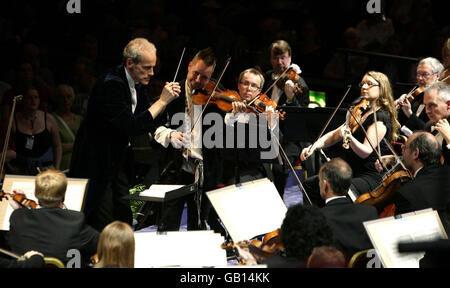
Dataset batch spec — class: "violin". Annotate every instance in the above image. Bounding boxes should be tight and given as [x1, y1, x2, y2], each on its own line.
[404, 86, 424, 104]
[193, 81, 242, 112]
[249, 94, 286, 120]
[343, 98, 371, 149]
[0, 190, 38, 209]
[355, 162, 412, 215]
[275, 67, 303, 95]
[221, 229, 284, 265]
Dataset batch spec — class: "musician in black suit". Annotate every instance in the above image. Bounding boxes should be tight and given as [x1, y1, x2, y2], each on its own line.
[154, 48, 223, 232]
[319, 158, 378, 258]
[7, 170, 99, 266]
[396, 57, 444, 132]
[69, 38, 180, 231]
[422, 82, 450, 165]
[263, 40, 310, 197]
[394, 132, 450, 218]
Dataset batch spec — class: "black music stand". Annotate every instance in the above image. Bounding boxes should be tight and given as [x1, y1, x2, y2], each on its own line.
[124, 183, 198, 231]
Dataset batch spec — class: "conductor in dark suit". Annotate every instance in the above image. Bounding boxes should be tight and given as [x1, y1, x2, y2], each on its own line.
[319, 158, 378, 258]
[7, 170, 99, 265]
[69, 38, 181, 231]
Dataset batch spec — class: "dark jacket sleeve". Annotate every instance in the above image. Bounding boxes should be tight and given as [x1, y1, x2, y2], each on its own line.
[404, 114, 426, 131]
[102, 80, 155, 137]
[0, 254, 45, 268]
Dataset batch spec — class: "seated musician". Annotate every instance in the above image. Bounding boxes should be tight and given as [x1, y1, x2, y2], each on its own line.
[222, 68, 276, 184]
[318, 158, 378, 258]
[6, 170, 99, 266]
[301, 71, 400, 204]
[396, 57, 444, 132]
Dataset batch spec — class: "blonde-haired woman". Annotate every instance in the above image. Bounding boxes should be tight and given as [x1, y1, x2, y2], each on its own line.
[301, 71, 400, 201]
[94, 221, 135, 268]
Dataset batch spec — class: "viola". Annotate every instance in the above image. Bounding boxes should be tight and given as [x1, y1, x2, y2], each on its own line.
[0, 190, 38, 209]
[275, 67, 303, 95]
[355, 162, 412, 213]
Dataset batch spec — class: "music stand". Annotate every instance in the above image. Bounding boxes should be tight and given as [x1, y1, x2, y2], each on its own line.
[124, 183, 198, 231]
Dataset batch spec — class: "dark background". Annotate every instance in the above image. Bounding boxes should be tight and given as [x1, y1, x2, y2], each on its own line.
[0, 0, 448, 108]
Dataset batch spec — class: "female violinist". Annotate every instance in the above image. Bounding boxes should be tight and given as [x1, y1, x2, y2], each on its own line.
[301, 71, 400, 202]
[222, 68, 277, 185]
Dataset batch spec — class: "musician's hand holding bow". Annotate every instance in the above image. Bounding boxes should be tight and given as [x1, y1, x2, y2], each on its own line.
[300, 145, 316, 162]
[375, 155, 396, 173]
[435, 118, 450, 143]
[231, 100, 247, 114]
[169, 131, 188, 149]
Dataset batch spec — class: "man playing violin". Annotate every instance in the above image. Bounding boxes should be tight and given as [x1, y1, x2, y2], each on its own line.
[155, 48, 224, 232]
[263, 40, 310, 197]
[222, 68, 277, 185]
[301, 71, 400, 204]
[396, 57, 444, 132]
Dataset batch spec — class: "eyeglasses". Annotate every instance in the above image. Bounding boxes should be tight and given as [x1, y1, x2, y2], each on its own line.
[416, 72, 436, 79]
[358, 82, 379, 88]
[240, 81, 261, 90]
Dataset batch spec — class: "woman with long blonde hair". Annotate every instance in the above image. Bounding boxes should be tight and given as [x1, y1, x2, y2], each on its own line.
[301, 71, 400, 202]
[94, 221, 135, 268]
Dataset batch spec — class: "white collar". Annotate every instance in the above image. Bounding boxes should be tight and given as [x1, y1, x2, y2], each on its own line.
[325, 196, 348, 205]
[125, 67, 136, 89]
[414, 166, 423, 178]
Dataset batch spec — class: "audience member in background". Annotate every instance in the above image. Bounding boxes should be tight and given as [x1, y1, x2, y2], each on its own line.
[52, 84, 83, 172]
[7, 170, 99, 265]
[11, 87, 61, 175]
[306, 246, 347, 268]
[94, 221, 135, 268]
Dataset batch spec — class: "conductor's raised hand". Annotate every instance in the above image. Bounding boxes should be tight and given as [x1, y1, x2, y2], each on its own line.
[160, 82, 181, 105]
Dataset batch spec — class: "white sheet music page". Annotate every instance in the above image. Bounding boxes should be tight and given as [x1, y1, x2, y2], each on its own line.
[139, 185, 184, 199]
[134, 231, 227, 268]
[206, 178, 288, 243]
[364, 209, 447, 268]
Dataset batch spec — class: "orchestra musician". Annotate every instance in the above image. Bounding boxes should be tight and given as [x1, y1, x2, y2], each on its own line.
[300, 71, 400, 205]
[263, 40, 310, 197]
[396, 57, 444, 132]
[222, 68, 277, 185]
[154, 48, 224, 232]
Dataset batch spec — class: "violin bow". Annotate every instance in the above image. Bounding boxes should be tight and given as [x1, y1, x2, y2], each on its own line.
[0, 95, 23, 180]
[307, 85, 352, 154]
[382, 138, 412, 178]
[347, 108, 388, 173]
[248, 66, 292, 107]
[172, 47, 186, 82]
[191, 57, 232, 133]
[269, 129, 313, 206]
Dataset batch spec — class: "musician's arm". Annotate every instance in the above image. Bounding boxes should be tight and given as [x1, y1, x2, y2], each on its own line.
[348, 121, 387, 159]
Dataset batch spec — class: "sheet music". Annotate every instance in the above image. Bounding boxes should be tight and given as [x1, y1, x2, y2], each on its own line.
[364, 209, 447, 268]
[207, 178, 287, 243]
[134, 231, 227, 267]
[139, 185, 184, 199]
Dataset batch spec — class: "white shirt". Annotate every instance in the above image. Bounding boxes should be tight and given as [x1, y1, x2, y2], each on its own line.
[125, 67, 137, 113]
